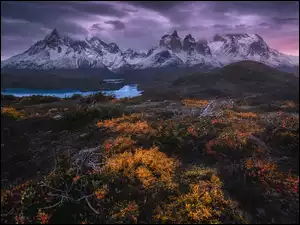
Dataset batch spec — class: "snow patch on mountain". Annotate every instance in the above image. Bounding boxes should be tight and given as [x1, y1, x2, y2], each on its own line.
[134, 47, 184, 69]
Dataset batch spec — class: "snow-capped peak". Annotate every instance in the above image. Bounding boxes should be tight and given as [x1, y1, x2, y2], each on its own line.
[171, 30, 180, 39]
[44, 28, 60, 41]
[1, 29, 298, 73]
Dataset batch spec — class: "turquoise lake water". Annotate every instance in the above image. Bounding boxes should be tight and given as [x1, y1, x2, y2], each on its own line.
[1, 85, 142, 99]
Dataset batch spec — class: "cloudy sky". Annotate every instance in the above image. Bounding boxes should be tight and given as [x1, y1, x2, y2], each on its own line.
[1, 1, 299, 60]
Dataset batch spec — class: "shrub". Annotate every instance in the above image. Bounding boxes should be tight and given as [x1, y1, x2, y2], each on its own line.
[97, 114, 154, 135]
[108, 201, 139, 224]
[82, 92, 116, 104]
[1, 107, 24, 120]
[1, 94, 18, 101]
[116, 96, 144, 105]
[103, 135, 136, 155]
[104, 146, 179, 190]
[54, 105, 124, 130]
[182, 99, 209, 108]
[69, 94, 82, 100]
[244, 157, 299, 195]
[19, 95, 60, 105]
[154, 174, 246, 224]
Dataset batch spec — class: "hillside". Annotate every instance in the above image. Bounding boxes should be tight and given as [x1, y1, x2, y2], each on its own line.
[170, 60, 299, 101]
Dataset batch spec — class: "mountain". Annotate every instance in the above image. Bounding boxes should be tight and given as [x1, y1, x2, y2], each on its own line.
[1, 29, 298, 73]
[208, 33, 296, 68]
[172, 60, 299, 101]
[2, 29, 108, 71]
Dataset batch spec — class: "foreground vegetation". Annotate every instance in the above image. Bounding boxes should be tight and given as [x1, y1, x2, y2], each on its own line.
[1, 95, 299, 224]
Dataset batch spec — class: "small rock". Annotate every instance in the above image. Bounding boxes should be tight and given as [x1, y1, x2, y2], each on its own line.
[48, 108, 58, 113]
[256, 208, 265, 216]
[53, 114, 63, 120]
[79, 133, 88, 138]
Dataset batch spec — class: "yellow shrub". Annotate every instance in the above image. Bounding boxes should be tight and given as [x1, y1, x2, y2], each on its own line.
[94, 187, 108, 199]
[235, 112, 258, 119]
[104, 146, 179, 189]
[182, 99, 209, 108]
[154, 174, 245, 224]
[1, 107, 24, 119]
[97, 114, 154, 135]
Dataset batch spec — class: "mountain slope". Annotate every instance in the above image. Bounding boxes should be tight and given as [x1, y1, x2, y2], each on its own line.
[2, 29, 109, 71]
[172, 60, 299, 100]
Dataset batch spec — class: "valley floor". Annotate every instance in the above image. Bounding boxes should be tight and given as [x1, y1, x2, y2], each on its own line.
[1, 94, 299, 224]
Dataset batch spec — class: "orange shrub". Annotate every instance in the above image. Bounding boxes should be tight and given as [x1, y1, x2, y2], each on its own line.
[1, 107, 24, 119]
[97, 115, 154, 135]
[102, 135, 136, 154]
[109, 201, 139, 224]
[104, 146, 179, 189]
[182, 99, 209, 108]
[235, 112, 258, 119]
[244, 158, 299, 195]
[154, 174, 245, 224]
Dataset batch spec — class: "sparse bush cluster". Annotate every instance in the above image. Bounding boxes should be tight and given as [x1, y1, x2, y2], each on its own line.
[19, 95, 60, 105]
[80, 92, 115, 104]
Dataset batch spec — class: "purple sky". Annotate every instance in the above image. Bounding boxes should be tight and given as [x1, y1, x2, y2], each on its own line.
[1, 1, 299, 60]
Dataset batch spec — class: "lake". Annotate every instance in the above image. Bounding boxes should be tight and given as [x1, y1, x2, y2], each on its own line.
[1, 85, 142, 99]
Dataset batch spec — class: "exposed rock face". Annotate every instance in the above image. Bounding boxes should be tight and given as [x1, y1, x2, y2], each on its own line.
[159, 30, 182, 52]
[183, 34, 196, 51]
[195, 41, 211, 56]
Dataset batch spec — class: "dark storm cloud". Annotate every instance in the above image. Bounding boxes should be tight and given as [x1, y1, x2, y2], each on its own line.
[235, 24, 247, 29]
[213, 24, 231, 29]
[1, 1, 299, 59]
[69, 2, 130, 17]
[272, 17, 299, 24]
[127, 1, 184, 12]
[90, 24, 106, 31]
[104, 20, 126, 30]
[212, 1, 298, 15]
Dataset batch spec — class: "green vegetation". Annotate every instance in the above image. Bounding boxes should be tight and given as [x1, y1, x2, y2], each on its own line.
[19, 95, 61, 105]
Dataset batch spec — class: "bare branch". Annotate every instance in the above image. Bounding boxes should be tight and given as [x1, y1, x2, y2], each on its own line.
[85, 197, 100, 214]
[75, 194, 95, 202]
[40, 182, 64, 193]
[40, 200, 62, 210]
